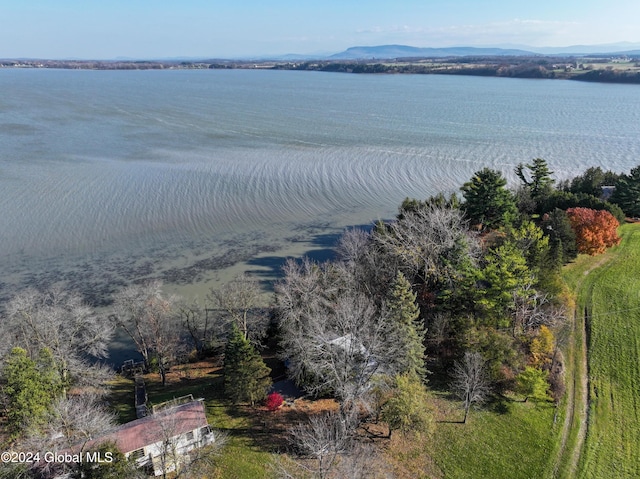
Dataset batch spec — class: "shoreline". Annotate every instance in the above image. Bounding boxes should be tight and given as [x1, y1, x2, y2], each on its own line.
[2, 57, 640, 84]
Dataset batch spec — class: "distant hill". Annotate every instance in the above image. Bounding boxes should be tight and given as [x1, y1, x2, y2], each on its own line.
[330, 45, 535, 60]
[526, 42, 640, 55]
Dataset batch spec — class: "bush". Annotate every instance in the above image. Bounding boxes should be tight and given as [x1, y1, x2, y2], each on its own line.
[265, 392, 284, 411]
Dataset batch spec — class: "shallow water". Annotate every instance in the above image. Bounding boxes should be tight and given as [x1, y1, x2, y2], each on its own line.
[1, 69, 639, 306]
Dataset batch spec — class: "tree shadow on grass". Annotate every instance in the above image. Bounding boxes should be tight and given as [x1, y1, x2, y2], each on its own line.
[490, 398, 512, 415]
[218, 401, 317, 453]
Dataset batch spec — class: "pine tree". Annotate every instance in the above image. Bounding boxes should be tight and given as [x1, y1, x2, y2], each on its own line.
[475, 242, 531, 327]
[541, 208, 578, 265]
[461, 168, 518, 230]
[2, 347, 61, 435]
[388, 271, 426, 379]
[611, 165, 640, 217]
[515, 158, 555, 201]
[224, 324, 272, 405]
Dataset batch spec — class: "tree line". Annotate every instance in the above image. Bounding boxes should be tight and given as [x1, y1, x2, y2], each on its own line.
[2, 159, 639, 477]
[272, 59, 640, 84]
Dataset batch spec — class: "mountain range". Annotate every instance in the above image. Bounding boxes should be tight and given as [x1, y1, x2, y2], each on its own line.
[272, 43, 640, 61]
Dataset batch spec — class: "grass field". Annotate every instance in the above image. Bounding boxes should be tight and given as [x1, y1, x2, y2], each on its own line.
[562, 223, 640, 478]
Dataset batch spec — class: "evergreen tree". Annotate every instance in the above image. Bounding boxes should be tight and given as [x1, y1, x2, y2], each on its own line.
[541, 208, 578, 265]
[224, 324, 272, 406]
[2, 347, 61, 436]
[610, 165, 640, 217]
[508, 220, 550, 273]
[461, 168, 518, 230]
[398, 193, 460, 219]
[540, 189, 625, 222]
[515, 158, 555, 212]
[387, 272, 427, 379]
[568, 166, 620, 197]
[475, 242, 531, 327]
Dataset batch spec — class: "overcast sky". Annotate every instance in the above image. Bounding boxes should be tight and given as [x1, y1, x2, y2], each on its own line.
[2, 0, 639, 59]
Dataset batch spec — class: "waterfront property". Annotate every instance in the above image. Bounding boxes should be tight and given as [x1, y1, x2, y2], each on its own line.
[95, 399, 215, 476]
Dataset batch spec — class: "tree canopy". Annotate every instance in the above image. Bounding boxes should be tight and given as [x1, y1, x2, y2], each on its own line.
[224, 323, 272, 406]
[566, 207, 621, 255]
[610, 165, 640, 217]
[515, 158, 555, 209]
[381, 374, 433, 438]
[1, 347, 61, 436]
[461, 167, 518, 230]
[387, 271, 426, 379]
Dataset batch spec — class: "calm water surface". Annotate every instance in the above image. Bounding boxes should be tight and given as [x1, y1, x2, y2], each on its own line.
[1, 69, 639, 303]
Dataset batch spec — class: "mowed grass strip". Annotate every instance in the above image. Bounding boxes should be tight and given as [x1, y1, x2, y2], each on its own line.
[564, 223, 640, 478]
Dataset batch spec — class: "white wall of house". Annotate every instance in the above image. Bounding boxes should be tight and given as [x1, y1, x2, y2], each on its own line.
[127, 426, 216, 476]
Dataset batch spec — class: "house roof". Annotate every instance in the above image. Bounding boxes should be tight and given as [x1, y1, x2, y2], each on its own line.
[99, 400, 209, 453]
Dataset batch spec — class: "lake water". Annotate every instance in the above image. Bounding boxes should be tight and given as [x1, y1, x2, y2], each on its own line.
[1, 69, 639, 305]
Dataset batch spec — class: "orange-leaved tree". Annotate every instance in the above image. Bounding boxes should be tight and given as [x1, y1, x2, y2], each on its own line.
[566, 207, 621, 255]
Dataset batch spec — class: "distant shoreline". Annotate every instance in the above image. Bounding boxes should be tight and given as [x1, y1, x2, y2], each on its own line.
[2, 56, 640, 84]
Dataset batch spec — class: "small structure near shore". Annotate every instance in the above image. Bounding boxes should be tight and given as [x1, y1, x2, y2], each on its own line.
[121, 359, 146, 377]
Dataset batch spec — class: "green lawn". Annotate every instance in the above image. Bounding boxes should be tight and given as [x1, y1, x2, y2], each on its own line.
[563, 224, 640, 478]
[429, 395, 560, 479]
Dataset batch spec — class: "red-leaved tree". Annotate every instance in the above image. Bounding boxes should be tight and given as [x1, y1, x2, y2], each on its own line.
[566, 207, 621, 255]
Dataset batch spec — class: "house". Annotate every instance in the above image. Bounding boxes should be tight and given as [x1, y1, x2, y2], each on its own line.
[94, 399, 216, 476]
[327, 333, 379, 376]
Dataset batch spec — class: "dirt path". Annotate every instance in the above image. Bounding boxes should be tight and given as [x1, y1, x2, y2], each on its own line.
[552, 256, 610, 478]
[551, 306, 587, 478]
[566, 307, 589, 477]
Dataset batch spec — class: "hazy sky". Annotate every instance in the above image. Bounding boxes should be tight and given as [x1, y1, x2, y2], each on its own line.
[2, 0, 639, 59]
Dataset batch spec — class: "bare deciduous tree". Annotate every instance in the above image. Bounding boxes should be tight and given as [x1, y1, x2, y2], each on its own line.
[20, 394, 117, 478]
[512, 281, 566, 335]
[112, 281, 187, 386]
[278, 411, 388, 479]
[2, 288, 114, 396]
[175, 298, 211, 356]
[450, 351, 491, 424]
[287, 410, 355, 479]
[373, 205, 480, 289]
[427, 312, 453, 351]
[332, 441, 389, 479]
[335, 227, 396, 301]
[278, 263, 401, 407]
[207, 273, 269, 345]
